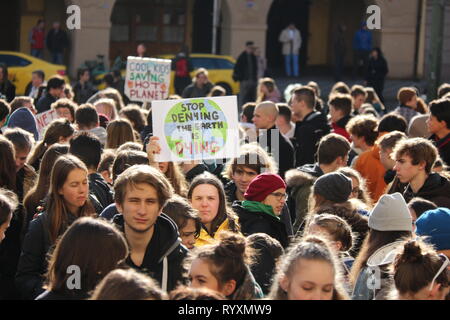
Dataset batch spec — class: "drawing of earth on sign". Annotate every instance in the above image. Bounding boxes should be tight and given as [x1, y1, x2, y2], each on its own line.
[165, 99, 228, 160]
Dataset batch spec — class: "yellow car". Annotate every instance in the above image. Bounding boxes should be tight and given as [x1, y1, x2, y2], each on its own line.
[95, 53, 240, 96]
[0, 51, 69, 95]
[159, 53, 240, 95]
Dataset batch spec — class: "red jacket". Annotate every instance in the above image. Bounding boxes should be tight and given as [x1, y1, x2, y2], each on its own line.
[31, 28, 45, 49]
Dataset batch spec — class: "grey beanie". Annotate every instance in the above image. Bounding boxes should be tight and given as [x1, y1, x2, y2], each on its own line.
[313, 172, 352, 203]
[368, 193, 412, 232]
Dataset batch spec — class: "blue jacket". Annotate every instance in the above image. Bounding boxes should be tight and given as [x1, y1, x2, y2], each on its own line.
[353, 29, 372, 51]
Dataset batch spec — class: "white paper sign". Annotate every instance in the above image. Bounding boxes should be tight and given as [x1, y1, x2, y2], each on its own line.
[152, 96, 240, 162]
[35, 109, 61, 137]
[124, 56, 171, 102]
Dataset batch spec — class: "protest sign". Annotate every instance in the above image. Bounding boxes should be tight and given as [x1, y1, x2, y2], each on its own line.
[152, 96, 240, 162]
[124, 56, 171, 102]
[35, 109, 61, 139]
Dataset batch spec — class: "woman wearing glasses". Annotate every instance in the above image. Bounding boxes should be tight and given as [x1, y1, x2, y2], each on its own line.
[232, 173, 289, 248]
[389, 239, 449, 300]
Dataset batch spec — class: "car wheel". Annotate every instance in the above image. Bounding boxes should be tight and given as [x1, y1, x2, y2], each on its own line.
[216, 82, 232, 95]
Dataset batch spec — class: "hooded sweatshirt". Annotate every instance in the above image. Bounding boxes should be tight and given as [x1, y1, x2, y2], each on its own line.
[112, 213, 188, 292]
[402, 173, 450, 209]
[8, 107, 39, 141]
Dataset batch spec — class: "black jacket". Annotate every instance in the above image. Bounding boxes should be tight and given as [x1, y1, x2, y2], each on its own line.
[366, 56, 388, 82]
[185, 164, 209, 183]
[0, 80, 16, 102]
[46, 29, 69, 53]
[431, 133, 450, 167]
[233, 51, 257, 82]
[403, 173, 450, 209]
[112, 213, 188, 292]
[73, 81, 97, 105]
[89, 173, 114, 211]
[36, 93, 57, 114]
[294, 111, 331, 167]
[251, 125, 295, 178]
[232, 201, 289, 248]
[15, 211, 78, 300]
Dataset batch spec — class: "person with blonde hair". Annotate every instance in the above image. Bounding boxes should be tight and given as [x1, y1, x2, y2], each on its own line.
[256, 77, 281, 104]
[182, 68, 214, 98]
[94, 98, 118, 122]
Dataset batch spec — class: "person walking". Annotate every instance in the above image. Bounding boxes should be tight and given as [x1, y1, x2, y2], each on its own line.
[366, 48, 388, 103]
[279, 23, 302, 78]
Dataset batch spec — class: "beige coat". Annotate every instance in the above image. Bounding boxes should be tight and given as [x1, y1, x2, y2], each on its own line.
[279, 27, 302, 55]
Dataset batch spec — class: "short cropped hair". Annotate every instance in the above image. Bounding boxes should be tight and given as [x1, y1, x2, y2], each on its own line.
[317, 133, 351, 165]
[377, 131, 407, 151]
[328, 93, 352, 116]
[75, 104, 99, 129]
[47, 75, 66, 90]
[350, 85, 367, 98]
[292, 86, 316, 110]
[69, 132, 102, 170]
[393, 138, 438, 174]
[378, 113, 407, 133]
[114, 165, 174, 210]
[397, 87, 417, 105]
[276, 104, 292, 122]
[429, 98, 450, 129]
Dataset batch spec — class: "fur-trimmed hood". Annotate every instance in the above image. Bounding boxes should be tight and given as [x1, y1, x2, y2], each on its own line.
[285, 164, 323, 190]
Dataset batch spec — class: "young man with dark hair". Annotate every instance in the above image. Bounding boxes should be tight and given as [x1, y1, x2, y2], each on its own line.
[275, 104, 295, 140]
[75, 104, 107, 145]
[393, 138, 450, 208]
[291, 86, 330, 166]
[36, 75, 65, 114]
[427, 98, 450, 165]
[73, 68, 97, 105]
[346, 115, 386, 201]
[112, 164, 187, 292]
[69, 132, 113, 212]
[285, 133, 350, 231]
[329, 93, 353, 141]
[350, 85, 367, 115]
[378, 112, 407, 134]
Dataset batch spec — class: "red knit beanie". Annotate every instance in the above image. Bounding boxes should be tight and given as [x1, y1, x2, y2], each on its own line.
[244, 173, 287, 202]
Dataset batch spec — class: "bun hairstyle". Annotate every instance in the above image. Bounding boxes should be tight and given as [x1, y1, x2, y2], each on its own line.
[308, 214, 354, 252]
[187, 231, 254, 295]
[268, 235, 349, 300]
[393, 239, 449, 296]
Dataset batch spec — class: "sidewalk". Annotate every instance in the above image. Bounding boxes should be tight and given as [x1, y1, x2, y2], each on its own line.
[273, 75, 427, 112]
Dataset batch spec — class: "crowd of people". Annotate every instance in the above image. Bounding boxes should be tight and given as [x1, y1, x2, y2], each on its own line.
[0, 47, 450, 301]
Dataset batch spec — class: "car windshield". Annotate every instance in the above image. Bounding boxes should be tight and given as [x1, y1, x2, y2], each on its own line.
[0, 54, 31, 67]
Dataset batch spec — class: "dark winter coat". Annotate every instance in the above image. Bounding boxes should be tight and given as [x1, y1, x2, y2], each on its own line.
[15, 211, 78, 300]
[233, 51, 257, 82]
[88, 173, 114, 211]
[402, 173, 450, 209]
[36, 93, 57, 114]
[232, 201, 289, 248]
[431, 133, 450, 167]
[293, 111, 331, 167]
[112, 213, 188, 292]
[285, 163, 324, 232]
[46, 29, 69, 53]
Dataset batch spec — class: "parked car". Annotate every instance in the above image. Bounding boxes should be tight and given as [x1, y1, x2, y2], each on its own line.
[0, 51, 69, 95]
[96, 53, 240, 96]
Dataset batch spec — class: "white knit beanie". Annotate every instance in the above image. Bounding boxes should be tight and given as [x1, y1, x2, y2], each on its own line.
[368, 193, 413, 232]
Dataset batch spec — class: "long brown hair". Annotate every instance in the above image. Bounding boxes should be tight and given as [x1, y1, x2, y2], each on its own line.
[23, 144, 69, 217]
[27, 118, 74, 168]
[164, 162, 188, 197]
[188, 172, 240, 237]
[46, 217, 128, 297]
[349, 229, 412, 286]
[0, 136, 16, 192]
[268, 235, 349, 300]
[105, 119, 136, 149]
[45, 154, 96, 244]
